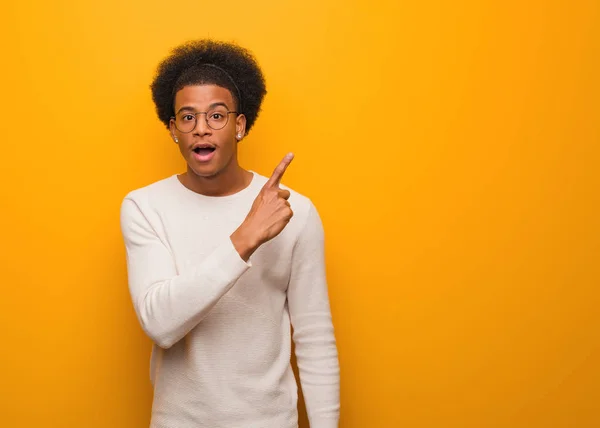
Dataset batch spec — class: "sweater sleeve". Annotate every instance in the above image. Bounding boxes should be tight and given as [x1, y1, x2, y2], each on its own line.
[120, 196, 251, 349]
[287, 202, 340, 428]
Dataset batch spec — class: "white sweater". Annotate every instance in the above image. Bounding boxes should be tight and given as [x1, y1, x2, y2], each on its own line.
[120, 171, 340, 428]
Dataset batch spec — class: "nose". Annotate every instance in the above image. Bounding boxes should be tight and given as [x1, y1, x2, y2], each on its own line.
[193, 113, 212, 136]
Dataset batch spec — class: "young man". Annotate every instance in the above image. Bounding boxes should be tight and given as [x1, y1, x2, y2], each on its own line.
[120, 40, 340, 428]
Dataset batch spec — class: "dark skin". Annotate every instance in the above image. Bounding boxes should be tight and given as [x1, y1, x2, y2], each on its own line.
[170, 84, 251, 197]
[169, 84, 295, 261]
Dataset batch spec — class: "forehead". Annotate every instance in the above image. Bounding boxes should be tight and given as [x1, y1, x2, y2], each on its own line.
[174, 84, 235, 110]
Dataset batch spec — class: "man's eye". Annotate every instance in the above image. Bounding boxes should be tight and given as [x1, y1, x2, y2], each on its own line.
[182, 114, 194, 121]
[211, 113, 223, 120]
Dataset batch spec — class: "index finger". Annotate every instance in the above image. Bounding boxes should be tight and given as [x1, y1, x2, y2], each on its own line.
[265, 152, 294, 188]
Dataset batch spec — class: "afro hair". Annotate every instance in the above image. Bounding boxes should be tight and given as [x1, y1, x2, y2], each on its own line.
[150, 39, 267, 135]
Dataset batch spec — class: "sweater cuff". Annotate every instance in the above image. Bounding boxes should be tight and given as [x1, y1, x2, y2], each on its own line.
[212, 237, 252, 278]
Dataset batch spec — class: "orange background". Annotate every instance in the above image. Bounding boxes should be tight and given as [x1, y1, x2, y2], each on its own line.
[1, 1, 599, 427]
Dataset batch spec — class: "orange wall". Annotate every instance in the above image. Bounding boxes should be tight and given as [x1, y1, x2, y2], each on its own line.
[1, 1, 599, 427]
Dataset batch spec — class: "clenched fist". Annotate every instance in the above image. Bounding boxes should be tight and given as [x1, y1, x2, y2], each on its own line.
[231, 153, 295, 261]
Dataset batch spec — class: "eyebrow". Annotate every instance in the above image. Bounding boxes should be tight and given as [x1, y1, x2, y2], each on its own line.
[175, 102, 230, 115]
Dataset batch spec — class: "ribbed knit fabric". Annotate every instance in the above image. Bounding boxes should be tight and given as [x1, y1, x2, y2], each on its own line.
[120, 171, 340, 428]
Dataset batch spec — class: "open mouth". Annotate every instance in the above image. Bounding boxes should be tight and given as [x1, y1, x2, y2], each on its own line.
[193, 147, 216, 155]
[191, 145, 217, 162]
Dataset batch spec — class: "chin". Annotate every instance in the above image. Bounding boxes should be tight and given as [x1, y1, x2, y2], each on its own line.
[188, 165, 219, 178]
[188, 153, 235, 178]
[187, 157, 231, 179]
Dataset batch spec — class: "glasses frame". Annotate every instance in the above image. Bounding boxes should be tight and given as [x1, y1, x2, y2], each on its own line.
[170, 110, 239, 133]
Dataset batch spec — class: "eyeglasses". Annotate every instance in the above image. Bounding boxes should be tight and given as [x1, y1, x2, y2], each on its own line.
[171, 108, 238, 133]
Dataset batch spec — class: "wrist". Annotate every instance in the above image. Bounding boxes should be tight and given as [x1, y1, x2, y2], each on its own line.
[230, 226, 260, 262]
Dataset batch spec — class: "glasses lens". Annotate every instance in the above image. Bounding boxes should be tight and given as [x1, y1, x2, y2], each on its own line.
[207, 108, 229, 130]
[175, 113, 197, 133]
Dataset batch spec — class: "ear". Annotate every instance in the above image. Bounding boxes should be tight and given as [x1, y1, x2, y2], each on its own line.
[235, 114, 247, 141]
[169, 118, 178, 143]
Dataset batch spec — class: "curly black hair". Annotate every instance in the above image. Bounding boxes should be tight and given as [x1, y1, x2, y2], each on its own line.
[150, 39, 267, 135]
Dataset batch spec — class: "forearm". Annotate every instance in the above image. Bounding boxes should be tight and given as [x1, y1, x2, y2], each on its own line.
[129, 237, 250, 349]
[121, 195, 267, 349]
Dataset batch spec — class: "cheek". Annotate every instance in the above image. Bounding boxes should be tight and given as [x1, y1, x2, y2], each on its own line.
[177, 142, 188, 156]
[218, 130, 237, 149]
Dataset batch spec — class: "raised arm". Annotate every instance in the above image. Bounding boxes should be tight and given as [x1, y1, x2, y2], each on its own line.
[121, 153, 297, 349]
[120, 197, 251, 349]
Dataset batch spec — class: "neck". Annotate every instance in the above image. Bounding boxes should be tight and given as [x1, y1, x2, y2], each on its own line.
[180, 161, 253, 197]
